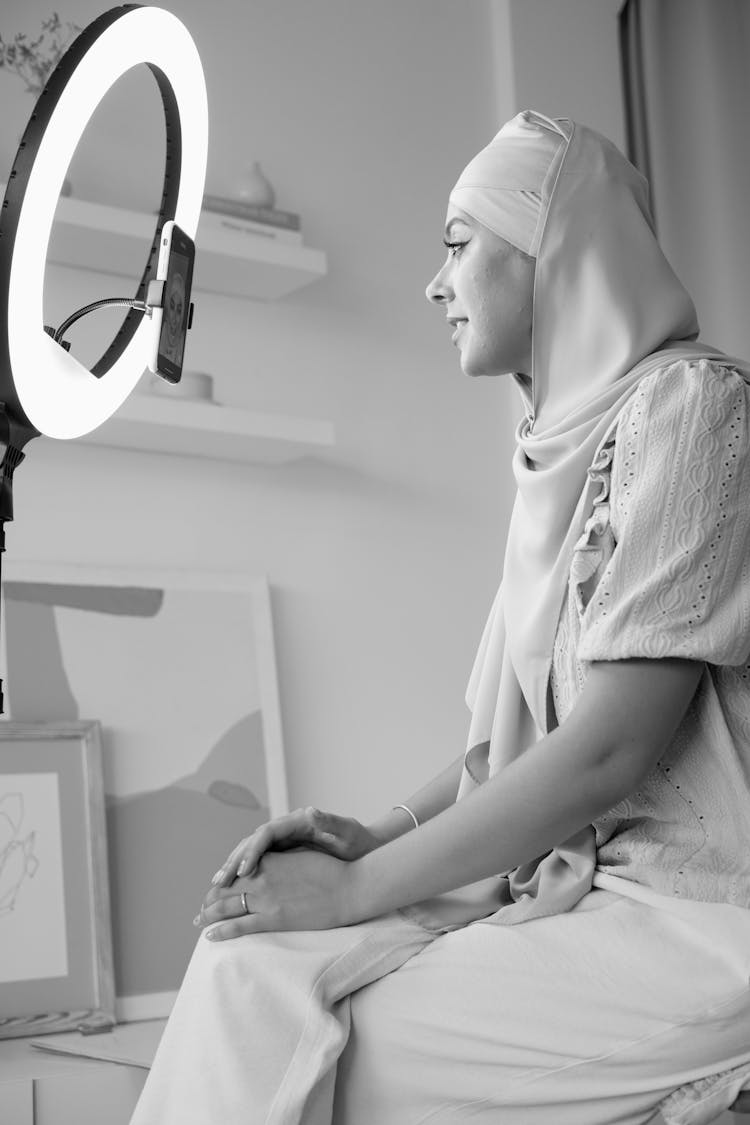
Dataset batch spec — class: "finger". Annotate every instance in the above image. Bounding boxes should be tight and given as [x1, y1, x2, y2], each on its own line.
[234, 822, 278, 877]
[204, 914, 268, 942]
[304, 807, 335, 837]
[197, 890, 249, 928]
[200, 874, 258, 916]
[212, 809, 330, 887]
[301, 812, 351, 856]
[234, 809, 317, 877]
[211, 835, 254, 886]
[212, 816, 295, 885]
[213, 820, 280, 885]
[274, 807, 340, 856]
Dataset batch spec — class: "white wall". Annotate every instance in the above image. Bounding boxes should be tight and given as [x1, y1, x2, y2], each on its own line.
[0, 0, 522, 820]
[640, 0, 750, 361]
[507, 0, 625, 148]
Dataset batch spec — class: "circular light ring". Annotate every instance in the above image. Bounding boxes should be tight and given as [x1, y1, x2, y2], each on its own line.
[0, 4, 208, 439]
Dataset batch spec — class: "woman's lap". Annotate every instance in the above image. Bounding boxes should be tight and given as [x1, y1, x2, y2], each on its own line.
[131, 887, 750, 1125]
[333, 889, 750, 1124]
[130, 909, 440, 1125]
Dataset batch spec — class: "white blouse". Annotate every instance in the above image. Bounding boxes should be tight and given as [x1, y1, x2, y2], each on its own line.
[550, 358, 750, 906]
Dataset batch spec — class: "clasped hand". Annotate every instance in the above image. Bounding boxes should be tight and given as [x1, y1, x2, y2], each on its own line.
[194, 807, 381, 941]
[196, 847, 355, 941]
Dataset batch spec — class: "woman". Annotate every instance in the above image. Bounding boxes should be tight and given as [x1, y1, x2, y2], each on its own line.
[130, 112, 750, 1125]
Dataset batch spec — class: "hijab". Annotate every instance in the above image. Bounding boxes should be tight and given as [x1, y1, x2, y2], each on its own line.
[431, 111, 750, 927]
[448, 110, 562, 255]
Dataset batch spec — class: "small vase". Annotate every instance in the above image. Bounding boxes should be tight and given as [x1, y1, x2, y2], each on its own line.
[236, 160, 276, 208]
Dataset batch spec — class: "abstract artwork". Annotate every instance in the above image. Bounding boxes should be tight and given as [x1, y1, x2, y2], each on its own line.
[1, 563, 288, 1019]
[0, 720, 115, 1039]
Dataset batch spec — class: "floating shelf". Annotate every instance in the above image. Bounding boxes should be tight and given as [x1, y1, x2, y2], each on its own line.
[0, 185, 327, 300]
[1, 185, 334, 461]
[73, 392, 336, 465]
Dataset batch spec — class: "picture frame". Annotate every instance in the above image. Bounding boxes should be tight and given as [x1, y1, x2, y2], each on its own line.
[1, 562, 289, 1021]
[0, 719, 116, 1039]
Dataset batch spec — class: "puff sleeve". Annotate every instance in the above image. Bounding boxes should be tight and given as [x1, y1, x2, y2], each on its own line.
[576, 360, 750, 666]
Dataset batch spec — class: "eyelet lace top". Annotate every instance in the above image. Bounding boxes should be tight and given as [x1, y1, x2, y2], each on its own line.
[550, 359, 750, 905]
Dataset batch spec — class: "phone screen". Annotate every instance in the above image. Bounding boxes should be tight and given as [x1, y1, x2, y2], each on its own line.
[156, 225, 195, 382]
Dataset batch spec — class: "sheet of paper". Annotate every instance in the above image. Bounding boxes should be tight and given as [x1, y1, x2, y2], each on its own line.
[29, 1018, 167, 1069]
[0, 773, 68, 984]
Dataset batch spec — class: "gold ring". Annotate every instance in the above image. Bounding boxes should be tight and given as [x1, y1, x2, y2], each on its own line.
[241, 891, 250, 915]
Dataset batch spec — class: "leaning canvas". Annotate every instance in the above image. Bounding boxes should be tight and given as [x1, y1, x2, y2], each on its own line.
[1, 562, 288, 1020]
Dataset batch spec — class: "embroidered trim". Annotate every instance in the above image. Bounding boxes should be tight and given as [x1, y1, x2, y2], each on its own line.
[550, 438, 617, 725]
[570, 438, 616, 619]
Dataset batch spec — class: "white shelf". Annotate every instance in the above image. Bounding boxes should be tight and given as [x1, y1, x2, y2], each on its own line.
[73, 393, 335, 465]
[1, 186, 334, 461]
[1, 187, 327, 300]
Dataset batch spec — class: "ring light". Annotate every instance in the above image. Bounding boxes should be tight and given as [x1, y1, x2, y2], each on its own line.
[0, 3, 208, 439]
[0, 5, 208, 712]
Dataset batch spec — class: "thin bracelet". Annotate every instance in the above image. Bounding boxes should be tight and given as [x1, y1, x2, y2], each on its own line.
[392, 803, 419, 830]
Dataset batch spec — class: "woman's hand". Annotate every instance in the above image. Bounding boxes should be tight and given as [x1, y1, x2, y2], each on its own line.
[196, 848, 357, 940]
[210, 807, 382, 887]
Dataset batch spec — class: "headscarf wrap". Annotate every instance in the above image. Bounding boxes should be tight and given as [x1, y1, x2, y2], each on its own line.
[410, 111, 750, 931]
[448, 110, 561, 256]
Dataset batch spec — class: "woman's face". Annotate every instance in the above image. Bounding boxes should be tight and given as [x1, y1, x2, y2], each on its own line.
[166, 272, 186, 347]
[425, 206, 535, 380]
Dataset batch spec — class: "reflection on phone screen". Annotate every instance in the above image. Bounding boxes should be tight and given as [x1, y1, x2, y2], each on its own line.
[160, 253, 189, 367]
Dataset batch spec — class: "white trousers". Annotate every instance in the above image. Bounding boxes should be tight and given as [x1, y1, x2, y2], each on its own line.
[129, 880, 750, 1125]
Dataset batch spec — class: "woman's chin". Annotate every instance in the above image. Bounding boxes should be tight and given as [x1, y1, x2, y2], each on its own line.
[459, 353, 508, 379]
[458, 348, 483, 378]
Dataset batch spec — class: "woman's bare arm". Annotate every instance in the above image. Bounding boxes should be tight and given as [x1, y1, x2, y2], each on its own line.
[365, 753, 466, 844]
[346, 657, 703, 922]
[200, 657, 704, 937]
[210, 752, 466, 887]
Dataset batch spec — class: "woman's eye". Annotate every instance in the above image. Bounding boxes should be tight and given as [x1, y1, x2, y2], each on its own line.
[443, 240, 466, 258]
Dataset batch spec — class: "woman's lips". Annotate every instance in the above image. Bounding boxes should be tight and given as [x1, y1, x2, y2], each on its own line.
[451, 319, 467, 344]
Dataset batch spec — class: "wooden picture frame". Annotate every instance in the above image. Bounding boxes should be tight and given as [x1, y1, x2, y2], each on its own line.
[0, 720, 115, 1039]
[1, 562, 288, 1021]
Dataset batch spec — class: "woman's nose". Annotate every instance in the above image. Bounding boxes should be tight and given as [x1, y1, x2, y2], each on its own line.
[425, 264, 452, 305]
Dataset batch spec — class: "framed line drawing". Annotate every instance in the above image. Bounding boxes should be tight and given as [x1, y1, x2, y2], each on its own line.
[1, 563, 288, 1021]
[0, 720, 116, 1039]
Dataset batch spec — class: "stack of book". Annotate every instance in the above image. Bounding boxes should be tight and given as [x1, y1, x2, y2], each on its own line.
[201, 193, 302, 245]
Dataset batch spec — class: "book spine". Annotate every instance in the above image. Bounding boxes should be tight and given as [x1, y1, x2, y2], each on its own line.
[209, 216, 302, 244]
[202, 195, 301, 230]
[199, 210, 301, 242]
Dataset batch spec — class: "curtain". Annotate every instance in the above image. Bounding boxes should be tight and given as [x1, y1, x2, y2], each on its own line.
[619, 0, 750, 360]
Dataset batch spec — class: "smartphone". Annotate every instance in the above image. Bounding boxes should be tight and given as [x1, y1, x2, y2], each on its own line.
[151, 221, 195, 384]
